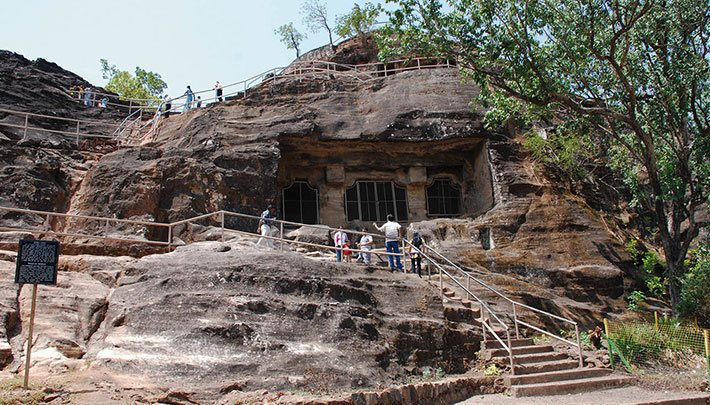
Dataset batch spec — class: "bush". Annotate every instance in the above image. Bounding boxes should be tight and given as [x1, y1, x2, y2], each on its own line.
[627, 290, 647, 312]
[678, 245, 710, 327]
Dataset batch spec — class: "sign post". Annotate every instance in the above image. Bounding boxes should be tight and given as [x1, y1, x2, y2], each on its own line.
[14, 239, 59, 389]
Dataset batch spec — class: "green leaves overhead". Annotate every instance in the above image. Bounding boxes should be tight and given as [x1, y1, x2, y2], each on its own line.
[380, 0, 709, 310]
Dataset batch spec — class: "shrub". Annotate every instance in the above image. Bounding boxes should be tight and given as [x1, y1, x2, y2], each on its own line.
[678, 245, 710, 327]
[627, 290, 647, 312]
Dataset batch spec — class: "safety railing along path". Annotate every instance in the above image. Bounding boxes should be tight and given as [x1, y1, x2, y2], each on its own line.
[0, 107, 123, 147]
[0, 204, 586, 375]
[419, 242, 585, 370]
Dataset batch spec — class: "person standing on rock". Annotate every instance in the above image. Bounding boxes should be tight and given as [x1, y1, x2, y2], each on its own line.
[374, 214, 404, 272]
[214, 81, 223, 102]
[256, 204, 278, 249]
[184, 86, 195, 111]
[407, 231, 424, 277]
[332, 226, 349, 263]
[83, 87, 93, 106]
[357, 227, 374, 265]
[163, 95, 172, 118]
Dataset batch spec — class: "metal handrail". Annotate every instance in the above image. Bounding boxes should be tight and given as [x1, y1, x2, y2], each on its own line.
[402, 239, 515, 373]
[0, 206, 405, 258]
[423, 242, 584, 367]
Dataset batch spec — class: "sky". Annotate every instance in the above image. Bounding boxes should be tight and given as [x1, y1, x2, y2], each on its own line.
[1, 0, 393, 98]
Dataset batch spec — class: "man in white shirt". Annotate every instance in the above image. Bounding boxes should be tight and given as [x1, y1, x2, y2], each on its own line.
[332, 226, 349, 262]
[357, 227, 374, 265]
[374, 214, 404, 271]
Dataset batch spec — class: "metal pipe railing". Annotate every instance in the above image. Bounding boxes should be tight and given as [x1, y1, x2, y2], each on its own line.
[402, 238, 515, 373]
[423, 242, 584, 368]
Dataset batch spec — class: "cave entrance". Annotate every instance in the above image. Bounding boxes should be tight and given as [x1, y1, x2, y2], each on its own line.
[281, 181, 319, 224]
[276, 137, 494, 227]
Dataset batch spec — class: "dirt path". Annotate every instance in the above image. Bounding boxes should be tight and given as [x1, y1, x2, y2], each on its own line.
[457, 386, 710, 404]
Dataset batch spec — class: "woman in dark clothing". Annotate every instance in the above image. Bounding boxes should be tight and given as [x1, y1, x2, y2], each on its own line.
[409, 231, 424, 277]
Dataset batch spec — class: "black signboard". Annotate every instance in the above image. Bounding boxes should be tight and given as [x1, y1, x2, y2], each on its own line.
[15, 240, 59, 285]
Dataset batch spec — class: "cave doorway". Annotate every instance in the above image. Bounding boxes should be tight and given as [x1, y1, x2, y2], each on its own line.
[426, 178, 462, 217]
[345, 181, 408, 222]
[281, 181, 319, 224]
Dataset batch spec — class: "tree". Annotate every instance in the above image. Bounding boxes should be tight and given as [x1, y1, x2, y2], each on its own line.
[100, 59, 167, 100]
[336, 2, 383, 39]
[380, 0, 709, 310]
[275, 23, 306, 58]
[302, 0, 335, 49]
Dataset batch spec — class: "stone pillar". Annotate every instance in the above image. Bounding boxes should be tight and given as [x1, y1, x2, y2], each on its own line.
[407, 166, 428, 222]
[321, 165, 345, 226]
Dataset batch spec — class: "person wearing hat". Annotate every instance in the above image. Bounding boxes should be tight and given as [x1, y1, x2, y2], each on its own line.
[256, 204, 278, 248]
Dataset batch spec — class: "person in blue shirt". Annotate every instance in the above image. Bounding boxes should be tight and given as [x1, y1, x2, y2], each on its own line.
[184, 86, 195, 111]
[256, 204, 278, 248]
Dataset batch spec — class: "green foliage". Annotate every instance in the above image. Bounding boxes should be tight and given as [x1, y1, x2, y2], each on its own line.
[99, 59, 166, 100]
[678, 244, 710, 327]
[380, 0, 710, 310]
[483, 364, 501, 376]
[627, 290, 647, 312]
[521, 122, 596, 181]
[421, 366, 445, 380]
[626, 240, 641, 262]
[301, 0, 334, 47]
[336, 2, 382, 38]
[275, 23, 306, 57]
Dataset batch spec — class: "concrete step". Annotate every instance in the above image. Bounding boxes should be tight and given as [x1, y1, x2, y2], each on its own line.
[510, 375, 635, 397]
[505, 367, 612, 386]
[513, 359, 579, 375]
[497, 351, 569, 365]
[482, 338, 534, 350]
[485, 344, 554, 359]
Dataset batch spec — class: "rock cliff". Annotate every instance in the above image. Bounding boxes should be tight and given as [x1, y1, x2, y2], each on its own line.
[0, 39, 640, 401]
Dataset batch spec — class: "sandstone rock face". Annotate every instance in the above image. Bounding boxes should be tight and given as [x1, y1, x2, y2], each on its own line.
[83, 242, 476, 394]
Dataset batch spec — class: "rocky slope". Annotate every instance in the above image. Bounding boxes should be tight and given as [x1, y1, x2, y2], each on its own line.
[0, 38, 644, 402]
[0, 240, 479, 403]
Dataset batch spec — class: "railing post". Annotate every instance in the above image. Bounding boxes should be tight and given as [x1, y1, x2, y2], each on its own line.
[104, 219, 109, 236]
[481, 307, 487, 343]
[129, 100, 133, 115]
[513, 303, 520, 339]
[220, 211, 225, 243]
[75, 120, 80, 147]
[575, 323, 584, 368]
[466, 274, 470, 291]
[280, 221, 284, 251]
[23, 113, 29, 138]
[439, 268, 443, 299]
[417, 58, 421, 70]
[507, 329, 515, 375]
[167, 225, 172, 250]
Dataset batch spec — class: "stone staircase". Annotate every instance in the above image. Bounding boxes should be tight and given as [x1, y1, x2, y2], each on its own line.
[428, 274, 635, 398]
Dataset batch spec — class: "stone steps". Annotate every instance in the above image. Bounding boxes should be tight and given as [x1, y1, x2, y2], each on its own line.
[513, 359, 580, 375]
[505, 367, 612, 386]
[484, 344, 554, 359]
[482, 338, 534, 349]
[510, 374, 635, 397]
[495, 351, 569, 365]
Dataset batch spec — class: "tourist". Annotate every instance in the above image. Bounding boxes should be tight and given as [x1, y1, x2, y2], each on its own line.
[83, 87, 93, 106]
[215, 81, 223, 102]
[332, 226, 349, 262]
[184, 86, 195, 111]
[163, 95, 172, 118]
[343, 241, 353, 263]
[196, 96, 202, 108]
[256, 204, 278, 249]
[357, 227, 374, 265]
[408, 231, 424, 277]
[99, 97, 108, 108]
[374, 214, 404, 272]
